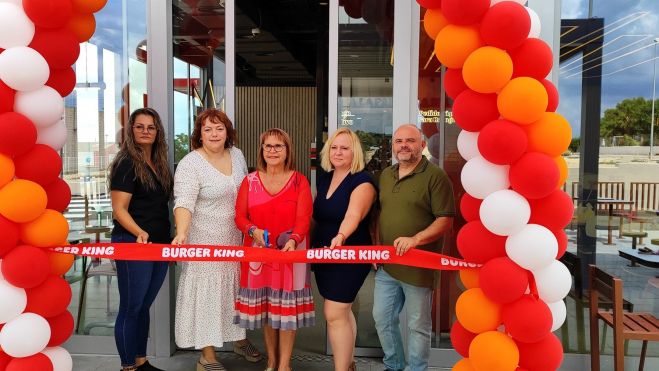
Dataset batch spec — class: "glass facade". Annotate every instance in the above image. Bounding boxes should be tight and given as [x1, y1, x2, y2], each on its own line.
[56, 0, 658, 366]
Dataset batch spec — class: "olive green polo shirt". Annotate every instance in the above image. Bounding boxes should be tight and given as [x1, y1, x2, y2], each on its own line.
[379, 156, 455, 288]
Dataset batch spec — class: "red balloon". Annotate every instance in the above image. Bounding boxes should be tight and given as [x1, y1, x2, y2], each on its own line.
[452, 90, 499, 132]
[478, 119, 528, 165]
[29, 28, 80, 69]
[441, 0, 489, 25]
[0, 350, 12, 370]
[457, 220, 507, 264]
[503, 295, 553, 344]
[23, 0, 74, 29]
[510, 152, 560, 199]
[0, 245, 50, 289]
[43, 178, 72, 212]
[6, 353, 53, 371]
[47, 66, 77, 97]
[0, 215, 19, 257]
[450, 320, 477, 357]
[480, 2, 531, 50]
[25, 275, 72, 318]
[460, 193, 482, 222]
[554, 229, 568, 259]
[0, 80, 15, 114]
[517, 333, 564, 371]
[511, 38, 554, 79]
[47, 310, 75, 347]
[0, 112, 37, 157]
[343, 0, 363, 19]
[528, 190, 574, 230]
[480, 257, 529, 304]
[14, 144, 63, 186]
[444, 68, 469, 99]
[540, 78, 559, 112]
[417, 0, 443, 9]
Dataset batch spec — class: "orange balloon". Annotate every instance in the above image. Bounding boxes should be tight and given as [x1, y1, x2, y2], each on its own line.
[71, 0, 108, 14]
[47, 251, 75, 276]
[424, 8, 450, 40]
[554, 156, 568, 189]
[67, 12, 96, 42]
[469, 331, 519, 371]
[525, 112, 572, 157]
[0, 153, 14, 188]
[463, 46, 513, 94]
[435, 25, 483, 69]
[0, 179, 47, 223]
[455, 288, 501, 334]
[20, 209, 69, 247]
[497, 77, 548, 125]
[459, 268, 480, 289]
[453, 358, 476, 371]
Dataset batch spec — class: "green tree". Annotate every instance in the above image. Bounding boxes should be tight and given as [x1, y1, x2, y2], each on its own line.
[174, 133, 190, 163]
[600, 97, 656, 138]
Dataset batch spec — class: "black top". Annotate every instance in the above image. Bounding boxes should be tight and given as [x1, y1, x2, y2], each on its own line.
[110, 157, 171, 243]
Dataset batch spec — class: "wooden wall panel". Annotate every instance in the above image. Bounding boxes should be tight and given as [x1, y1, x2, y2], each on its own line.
[235, 86, 316, 178]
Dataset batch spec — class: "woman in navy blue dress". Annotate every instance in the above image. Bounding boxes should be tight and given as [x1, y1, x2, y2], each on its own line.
[312, 127, 376, 371]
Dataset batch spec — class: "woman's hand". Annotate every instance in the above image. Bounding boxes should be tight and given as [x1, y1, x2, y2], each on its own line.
[136, 230, 149, 244]
[252, 228, 268, 248]
[329, 234, 345, 249]
[171, 233, 187, 245]
[281, 239, 296, 252]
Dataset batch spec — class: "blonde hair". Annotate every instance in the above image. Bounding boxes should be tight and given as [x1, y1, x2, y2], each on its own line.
[320, 127, 365, 173]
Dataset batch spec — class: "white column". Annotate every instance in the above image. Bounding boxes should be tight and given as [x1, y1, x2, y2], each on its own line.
[328, 0, 339, 135]
[527, 0, 562, 86]
[393, 0, 420, 131]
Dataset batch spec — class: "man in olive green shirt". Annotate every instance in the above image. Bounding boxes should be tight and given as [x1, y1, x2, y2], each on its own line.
[373, 124, 455, 371]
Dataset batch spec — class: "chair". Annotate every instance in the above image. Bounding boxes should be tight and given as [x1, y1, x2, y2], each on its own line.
[75, 259, 117, 334]
[589, 265, 659, 371]
[83, 195, 111, 243]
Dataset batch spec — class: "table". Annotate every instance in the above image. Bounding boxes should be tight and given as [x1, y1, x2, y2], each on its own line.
[595, 198, 634, 245]
[618, 248, 659, 268]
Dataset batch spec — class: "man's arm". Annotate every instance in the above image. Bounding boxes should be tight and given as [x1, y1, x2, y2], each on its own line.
[393, 216, 453, 256]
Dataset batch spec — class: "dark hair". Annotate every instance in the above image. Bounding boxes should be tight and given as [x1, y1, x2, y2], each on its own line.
[190, 109, 237, 150]
[108, 108, 173, 195]
[257, 128, 295, 171]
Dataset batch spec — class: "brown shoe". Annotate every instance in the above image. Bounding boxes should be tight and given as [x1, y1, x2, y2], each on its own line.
[233, 340, 263, 362]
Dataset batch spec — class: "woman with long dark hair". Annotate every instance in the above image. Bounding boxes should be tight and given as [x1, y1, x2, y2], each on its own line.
[109, 107, 173, 371]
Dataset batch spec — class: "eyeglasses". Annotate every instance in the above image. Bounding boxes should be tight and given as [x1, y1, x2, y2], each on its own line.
[262, 144, 286, 152]
[133, 124, 157, 133]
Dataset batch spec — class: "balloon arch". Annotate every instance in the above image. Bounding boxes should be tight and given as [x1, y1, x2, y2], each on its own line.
[0, 0, 572, 370]
[0, 0, 107, 370]
[419, 0, 571, 370]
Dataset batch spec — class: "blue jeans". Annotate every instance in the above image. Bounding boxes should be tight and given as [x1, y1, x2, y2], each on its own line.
[112, 231, 168, 367]
[373, 269, 433, 371]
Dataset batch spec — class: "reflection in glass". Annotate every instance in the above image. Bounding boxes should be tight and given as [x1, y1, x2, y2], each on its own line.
[338, 1, 394, 349]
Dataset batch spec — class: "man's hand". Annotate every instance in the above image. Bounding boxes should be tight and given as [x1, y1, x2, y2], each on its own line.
[393, 236, 419, 256]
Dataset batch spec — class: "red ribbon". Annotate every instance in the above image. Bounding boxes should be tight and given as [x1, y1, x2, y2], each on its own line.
[50, 243, 479, 271]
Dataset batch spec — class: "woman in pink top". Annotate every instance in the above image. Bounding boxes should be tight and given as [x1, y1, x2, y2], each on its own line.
[234, 128, 314, 371]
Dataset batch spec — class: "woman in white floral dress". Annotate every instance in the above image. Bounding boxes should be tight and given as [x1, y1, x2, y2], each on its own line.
[172, 109, 261, 371]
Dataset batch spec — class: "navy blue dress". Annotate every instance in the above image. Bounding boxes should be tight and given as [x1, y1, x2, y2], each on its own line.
[312, 171, 375, 303]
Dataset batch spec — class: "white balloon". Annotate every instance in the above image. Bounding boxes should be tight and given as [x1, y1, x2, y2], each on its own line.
[0, 0, 23, 5]
[534, 260, 572, 303]
[428, 133, 440, 159]
[42, 347, 74, 371]
[0, 3, 35, 49]
[457, 130, 480, 161]
[480, 190, 530, 236]
[506, 224, 558, 271]
[37, 120, 68, 151]
[14, 86, 64, 128]
[0, 312, 51, 357]
[547, 300, 567, 332]
[526, 7, 541, 38]
[491, 0, 527, 5]
[0, 47, 49, 92]
[461, 156, 509, 199]
[0, 280, 27, 324]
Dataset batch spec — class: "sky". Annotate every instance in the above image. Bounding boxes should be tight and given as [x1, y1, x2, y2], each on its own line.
[557, 0, 659, 138]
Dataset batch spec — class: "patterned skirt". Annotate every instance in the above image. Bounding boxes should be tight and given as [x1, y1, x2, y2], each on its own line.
[234, 261, 315, 330]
